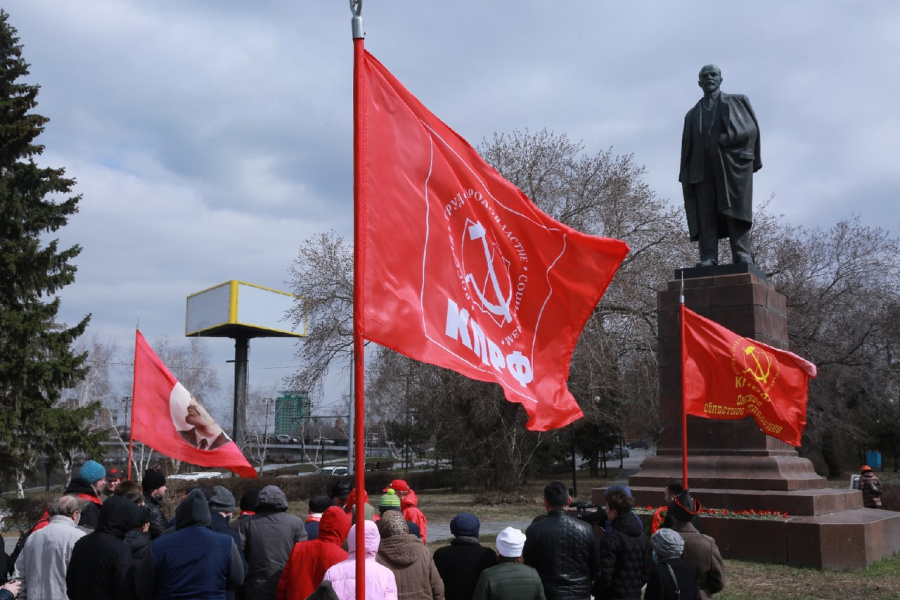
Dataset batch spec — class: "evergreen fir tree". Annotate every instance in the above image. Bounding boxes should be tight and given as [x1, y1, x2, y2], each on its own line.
[0, 9, 95, 487]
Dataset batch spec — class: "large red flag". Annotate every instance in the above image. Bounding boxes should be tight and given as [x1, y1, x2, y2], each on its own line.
[360, 51, 630, 431]
[681, 305, 817, 446]
[132, 331, 257, 478]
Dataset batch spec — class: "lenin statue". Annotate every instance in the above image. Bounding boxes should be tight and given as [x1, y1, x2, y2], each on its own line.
[679, 64, 761, 267]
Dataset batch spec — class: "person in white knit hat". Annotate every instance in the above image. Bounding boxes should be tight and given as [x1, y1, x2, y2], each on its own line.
[471, 527, 545, 600]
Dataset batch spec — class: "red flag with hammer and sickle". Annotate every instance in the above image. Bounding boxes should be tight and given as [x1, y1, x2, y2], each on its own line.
[681, 305, 817, 446]
[359, 51, 629, 431]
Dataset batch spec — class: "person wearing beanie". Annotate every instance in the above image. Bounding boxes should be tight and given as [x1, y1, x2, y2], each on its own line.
[472, 527, 544, 600]
[331, 481, 352, 511]
[237, 485, 308, 599]
[593, 486, 650, 600]
[207, 485, 249, 599]
[277, 506, 352, 600]
[306, 495, 336, 540]
[644, 528, 699, 600]
[857, 465, 883, 508]
[230, 488, 261, 532]
[135, 488, 245, 600]
[378, 489, 420, 538]
[60, 460, 106, 530]
[375, 511, 444, 599]
[433, 513, 496, 600]
[668, 490, 724, 600]
[141, 468, 169, 539]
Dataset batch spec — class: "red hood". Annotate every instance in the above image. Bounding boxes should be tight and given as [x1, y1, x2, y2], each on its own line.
[400, 488, 418, 509]
[318, 505, 351, 547]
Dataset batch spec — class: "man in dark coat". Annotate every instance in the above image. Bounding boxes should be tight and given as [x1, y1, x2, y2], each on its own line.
[66, 495, 146, 600]
[523, 481, 599, 600]
[141, 469, 169, 540]
[135, 488, 245, 600]
[237, 484, 307, 599]
[433, 513, 497, 600]
[679, 64, 761, 267]
[208, 486, 250, 600]
[593, 487, 651, 599]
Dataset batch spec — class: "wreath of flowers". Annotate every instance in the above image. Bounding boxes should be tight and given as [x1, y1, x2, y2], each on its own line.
[637, 506, 790, 534]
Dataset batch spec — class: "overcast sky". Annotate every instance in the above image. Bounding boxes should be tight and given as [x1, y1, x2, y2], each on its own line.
[5, 1, 899, 422]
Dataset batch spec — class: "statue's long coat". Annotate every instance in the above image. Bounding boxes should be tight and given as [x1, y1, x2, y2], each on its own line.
[679, 93, 761, 241]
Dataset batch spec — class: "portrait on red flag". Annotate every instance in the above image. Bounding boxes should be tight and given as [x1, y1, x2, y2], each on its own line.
[169, 384, 230, 451]
[359, 51, 629, 431]
[132, 331, 256, 477]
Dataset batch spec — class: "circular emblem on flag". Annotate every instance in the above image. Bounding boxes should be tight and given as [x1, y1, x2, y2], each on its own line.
[731, 340, 782, 401]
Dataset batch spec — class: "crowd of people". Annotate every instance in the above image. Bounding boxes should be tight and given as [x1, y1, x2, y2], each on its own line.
[12, 459, 887, 599]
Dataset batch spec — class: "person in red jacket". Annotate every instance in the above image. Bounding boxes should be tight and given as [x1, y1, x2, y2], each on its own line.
[401, 489, 428, 543]
[385, 479, 428, 543]
[276, 505, 352, 600]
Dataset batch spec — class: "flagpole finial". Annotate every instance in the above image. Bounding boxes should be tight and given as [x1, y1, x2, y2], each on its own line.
[350, 0, 365, 39]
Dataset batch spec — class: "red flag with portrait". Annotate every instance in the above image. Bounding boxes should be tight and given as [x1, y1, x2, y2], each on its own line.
[131, 330, 257, 477]
[681, 306, 816, 446]
[359, 51, 630, 431]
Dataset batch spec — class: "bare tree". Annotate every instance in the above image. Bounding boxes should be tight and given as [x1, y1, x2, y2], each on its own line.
[286, 231, 355, 403]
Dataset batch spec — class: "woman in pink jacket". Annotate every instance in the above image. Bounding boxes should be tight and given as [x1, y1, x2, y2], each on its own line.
[323, 519, 398, 600]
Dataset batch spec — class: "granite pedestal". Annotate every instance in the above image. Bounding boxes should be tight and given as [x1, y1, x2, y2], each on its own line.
[594, 265, 900, 569]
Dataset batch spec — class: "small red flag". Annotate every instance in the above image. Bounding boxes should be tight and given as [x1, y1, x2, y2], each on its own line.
[360, 51, 629, 431]
[132, 331, 257, 478]
[681, 305, 817, 446]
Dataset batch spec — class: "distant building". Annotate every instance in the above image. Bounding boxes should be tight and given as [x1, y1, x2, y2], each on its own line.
[274, 391, 310, 436]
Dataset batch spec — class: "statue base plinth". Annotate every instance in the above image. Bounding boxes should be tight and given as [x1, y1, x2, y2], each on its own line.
[594, 269, 900, 569]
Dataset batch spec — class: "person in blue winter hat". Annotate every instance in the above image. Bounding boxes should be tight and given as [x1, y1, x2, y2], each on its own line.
[433, 513, 496, 600]
[61, 460, 106, 529]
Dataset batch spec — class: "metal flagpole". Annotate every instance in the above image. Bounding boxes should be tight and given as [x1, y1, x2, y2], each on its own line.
[350, 2, 367, 599]
[679, 274, 689, 489]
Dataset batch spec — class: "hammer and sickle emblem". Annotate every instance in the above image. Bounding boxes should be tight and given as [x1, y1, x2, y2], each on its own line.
[743, 345, 772, 392]
[464, 222, 512, 324]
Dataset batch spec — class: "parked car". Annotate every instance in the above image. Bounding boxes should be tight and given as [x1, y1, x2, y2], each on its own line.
[315, 466, 349, 476]
[168, 471, 224, 481]
[602, 448, 630, 460]
[275, 434, 291, 443]
[626, 440, 649, 449]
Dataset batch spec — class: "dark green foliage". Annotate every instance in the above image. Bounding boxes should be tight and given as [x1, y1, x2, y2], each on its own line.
[0, 10, 93, 480]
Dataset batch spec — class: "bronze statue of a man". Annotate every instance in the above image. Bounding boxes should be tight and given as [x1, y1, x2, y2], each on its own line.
[679, 64, 761, 267]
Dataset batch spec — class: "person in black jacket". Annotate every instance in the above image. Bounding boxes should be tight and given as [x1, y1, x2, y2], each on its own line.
[208, 485, 249, 600]
[644, 528, 699, 600]
[433, 513, 497, 600]
[593, 486, 651, 600]
[523, 481, 599, 600]
[135, 488, 244, 600]
[66, 495, 146, 600]
[141, 469, 168, 540]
